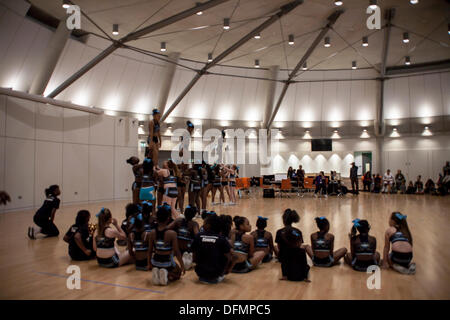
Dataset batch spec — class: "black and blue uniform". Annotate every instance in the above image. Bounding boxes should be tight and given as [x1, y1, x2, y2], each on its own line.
[312, 232, 334, 267]
[389, 231, 413, 268]
[151, 229, 176, 269]
[96, 228, 119, 268]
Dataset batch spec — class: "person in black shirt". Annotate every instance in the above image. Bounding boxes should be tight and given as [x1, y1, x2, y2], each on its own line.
[296, 165, 305, 188]
[275, 209, 305, 280]
[280, 226, 310, 281]
[287, 167, 294, 179]
[63, 210, 95, 260]
[28, 185, 61, 239]
[363, 171, 372, 192]
[191, 214, 233, 284]
[350, 162, 359, 195]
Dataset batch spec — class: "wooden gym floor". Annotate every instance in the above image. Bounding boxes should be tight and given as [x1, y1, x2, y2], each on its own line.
[0, 191, 449, 300]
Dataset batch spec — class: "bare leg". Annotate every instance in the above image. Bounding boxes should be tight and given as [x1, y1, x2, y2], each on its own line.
[305, 245, 314, 259]
[211, 187, 217, 203]
[117, 250, 132, 267]
[332, 248, 347, 264]
[225, 185, 231, 203]
[219, 186, 225, 203]
[344, 252, 353, 266]
[249, 251, 266, 269]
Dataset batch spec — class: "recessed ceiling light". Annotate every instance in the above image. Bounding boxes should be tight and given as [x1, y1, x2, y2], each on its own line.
[62, 0, 70, 9]
[223, 18, 230, 30]
[352, 61, 357, 69]
[254, 59, 260, 68]
[324, 36, 331, 47]
[302, 62, 308, 70]
[288, 34, 294, 45]
[160, 42, 166, 52]
[403, 32, 410, 43]
[405, 56, 411, 65]
[334, 1, 343, 6]
[369, 0, 377, 10]
[362, 36, 368, 47]
[410, 0, 419, 4]
[207, 52, 213, 62]
[112, 24, 119, 35]
[196, 2, 203, 15]
[254, 33, 261, 39]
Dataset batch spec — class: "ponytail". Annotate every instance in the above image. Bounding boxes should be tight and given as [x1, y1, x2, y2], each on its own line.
[391, 212, 413, 246]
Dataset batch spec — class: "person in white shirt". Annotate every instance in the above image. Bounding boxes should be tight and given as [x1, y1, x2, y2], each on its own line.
[382, 169, 394, 193]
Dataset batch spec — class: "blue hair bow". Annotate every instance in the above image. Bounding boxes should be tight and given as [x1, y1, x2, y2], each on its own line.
[317, 216, 326, 220]
[137, 205, 142, 212]
[352, 218, 361, 227]
[206, 211, 216, 215]
[144, 158, 152, 164]
[142, 201, 152, 207]
[137, 213, 143, 221]
[395, 213, 407, 220]
[157, 203, 171, 210]
[257, 216, 268, 221]
[96, 207, 105, 218]
[186, 205, 191, 209]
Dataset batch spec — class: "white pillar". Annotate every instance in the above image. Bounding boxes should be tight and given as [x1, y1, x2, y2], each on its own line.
[29, 21, 71, 95]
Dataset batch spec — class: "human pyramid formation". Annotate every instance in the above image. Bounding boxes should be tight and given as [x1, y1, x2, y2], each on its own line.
[25, 109, 416, 285]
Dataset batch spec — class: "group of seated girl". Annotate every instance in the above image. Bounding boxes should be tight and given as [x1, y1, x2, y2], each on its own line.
[62, 199, 416, 286]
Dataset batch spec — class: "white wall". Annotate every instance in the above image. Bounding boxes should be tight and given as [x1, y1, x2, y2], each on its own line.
[383, 135, 450, 182]
[0, 95, 138, 212]
[384, 72, 450, 119]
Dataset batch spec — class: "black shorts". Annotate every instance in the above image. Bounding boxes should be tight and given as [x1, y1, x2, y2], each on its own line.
[390, 251, 412, 268]
[213, 182, 222, 187]
[221, 181, 228, 186]
[165, 187, 178, 198]
[229, 181, 236, 187]
[158, 187, 164, 194]
[97, 254, 120, 268]
[177, 182, 186, 188]
[312, 255, 334, 267]
[190, 183, 201, 192]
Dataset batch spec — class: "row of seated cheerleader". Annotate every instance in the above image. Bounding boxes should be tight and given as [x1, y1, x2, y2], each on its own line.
[27, 185, 416, 285]
[127, 157, 241, 219]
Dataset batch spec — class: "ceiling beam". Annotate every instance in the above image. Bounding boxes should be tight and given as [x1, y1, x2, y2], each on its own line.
[265, 9, 343, 129]
[46, 0, 230, 98]
[161, 0, 305, 122]
[386, 59, 450, 76]
[0, 87, 103, 114]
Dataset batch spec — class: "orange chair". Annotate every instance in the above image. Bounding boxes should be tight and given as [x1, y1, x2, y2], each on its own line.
[236, 177, 251, 198]
[280, 179, 292, 197]
[304, 177, 315, 193]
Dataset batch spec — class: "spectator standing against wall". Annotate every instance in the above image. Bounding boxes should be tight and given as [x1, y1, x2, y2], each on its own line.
[350, 162, 359, 195]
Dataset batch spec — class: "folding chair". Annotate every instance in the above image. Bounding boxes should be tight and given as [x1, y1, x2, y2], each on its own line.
[280, 179, 292, 198]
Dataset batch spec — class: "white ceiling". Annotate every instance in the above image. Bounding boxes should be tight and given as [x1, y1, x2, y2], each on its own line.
[28, 0, 450, 71]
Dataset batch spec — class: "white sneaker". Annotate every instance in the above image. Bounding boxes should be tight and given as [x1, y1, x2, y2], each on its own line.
[314, 193, 318, 198]
[392, 263, 409, 274]
[183, 252, 192, 270]
[408, 263, 416, 275]
[152, 267, 160, 285]
[159, 268, 168, 286]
